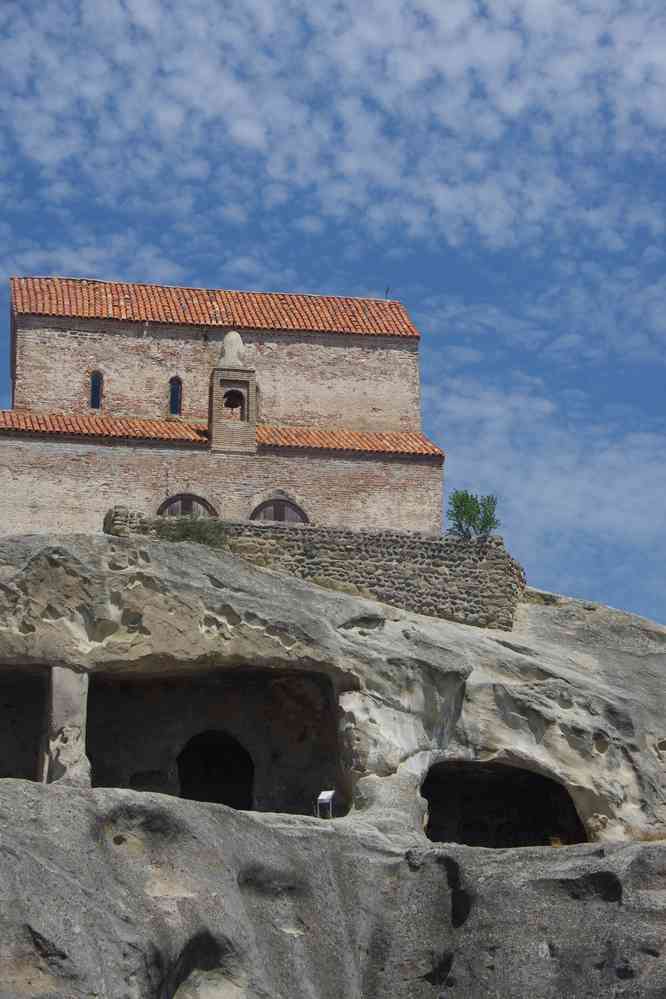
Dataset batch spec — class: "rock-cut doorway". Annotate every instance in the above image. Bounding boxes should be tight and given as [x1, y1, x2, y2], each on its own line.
[422, 761, 587, 847]
[177, 730, 254, 809]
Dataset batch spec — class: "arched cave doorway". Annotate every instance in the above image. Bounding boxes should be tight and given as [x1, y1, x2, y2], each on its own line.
[177, 730, 254, 809]
[422, 762, 587, 848]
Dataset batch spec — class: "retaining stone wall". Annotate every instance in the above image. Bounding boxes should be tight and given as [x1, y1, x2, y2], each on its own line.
[106, 510, 526, 630]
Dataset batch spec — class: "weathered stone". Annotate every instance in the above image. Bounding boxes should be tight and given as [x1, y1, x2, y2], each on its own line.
[105, 509, 527, 630]
[0, 532, 663, 839]
[0, 533, 664, 996]
[0, 782, 663, 997]
[39, 666, 90, 786]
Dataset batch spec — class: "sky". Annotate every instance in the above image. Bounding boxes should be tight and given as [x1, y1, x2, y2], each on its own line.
[1, 0, 666, 623]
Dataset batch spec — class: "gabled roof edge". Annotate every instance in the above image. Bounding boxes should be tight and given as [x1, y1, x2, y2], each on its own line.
[10, 275, 420, 339]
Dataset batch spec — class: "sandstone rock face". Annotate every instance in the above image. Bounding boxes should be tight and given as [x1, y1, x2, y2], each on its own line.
[0, 533, 664, 996]
[0, 780, 664, 998]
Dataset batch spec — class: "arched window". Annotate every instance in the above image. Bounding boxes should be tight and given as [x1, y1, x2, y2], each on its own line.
[90, 371, 103, 410]
[250, 498, 308, 523]
[178, 730, 254, 808]
[157, 494, 218, 519]
[169, 376, 182, 416]
[222, 389, 245, 421]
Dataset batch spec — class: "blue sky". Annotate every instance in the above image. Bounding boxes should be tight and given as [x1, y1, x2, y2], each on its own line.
[1, 0, 666, 623]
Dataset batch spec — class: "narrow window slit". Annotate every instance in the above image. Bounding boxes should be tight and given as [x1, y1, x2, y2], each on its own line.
[169, 376, 182, 416]
[90, 371, 103, 410]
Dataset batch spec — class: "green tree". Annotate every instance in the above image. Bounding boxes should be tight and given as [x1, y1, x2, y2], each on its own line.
[447, 490, 500, 539]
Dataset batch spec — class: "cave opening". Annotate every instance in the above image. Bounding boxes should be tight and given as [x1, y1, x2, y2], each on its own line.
[87, 669, 346, 814]
[422, 762, 587, 847]
[0, 670, 48, 781]
[177, 730, 254, 809]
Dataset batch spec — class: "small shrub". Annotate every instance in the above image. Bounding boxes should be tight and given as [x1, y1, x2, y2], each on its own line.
[151, 517, 229, 549]
[447, 490, 500, 539]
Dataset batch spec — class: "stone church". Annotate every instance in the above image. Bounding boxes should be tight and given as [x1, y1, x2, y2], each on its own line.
[1, 275, 444, 536]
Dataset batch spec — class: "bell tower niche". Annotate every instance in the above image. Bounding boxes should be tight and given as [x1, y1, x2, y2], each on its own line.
[209, 330, 257, 453]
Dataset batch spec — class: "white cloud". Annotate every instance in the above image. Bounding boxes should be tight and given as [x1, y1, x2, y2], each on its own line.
[444, 345, 485, 368]
[0, 233, 186, 286]
[1, 0, 665, 254]
[414, 243, 666, 367]
[294, 215, 324, 235]
[423, 368, 666, 615]
[1, 0, 666, 623]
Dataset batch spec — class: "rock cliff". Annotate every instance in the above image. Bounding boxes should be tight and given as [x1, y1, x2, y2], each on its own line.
[0, 533, 664, 997]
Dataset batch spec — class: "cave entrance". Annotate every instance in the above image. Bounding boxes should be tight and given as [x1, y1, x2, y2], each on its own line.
[422, 762, 587, 847]
[177, 730, 254, 809]
[0, 670, 48, 781]
[87, 669, 346, 815]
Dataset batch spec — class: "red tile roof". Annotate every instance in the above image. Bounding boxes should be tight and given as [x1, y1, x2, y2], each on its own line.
[11, 276, 419, 338]
[0, 410, 443, 458]
[257, 424, 443, 457]
[0, 410, 206, 443]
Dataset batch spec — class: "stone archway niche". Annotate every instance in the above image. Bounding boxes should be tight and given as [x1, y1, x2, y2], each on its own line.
[177, 730, 254, 809]
[422, 761, 587, 847]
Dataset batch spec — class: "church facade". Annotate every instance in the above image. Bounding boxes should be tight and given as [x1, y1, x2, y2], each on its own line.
[1, 276, 444, 536]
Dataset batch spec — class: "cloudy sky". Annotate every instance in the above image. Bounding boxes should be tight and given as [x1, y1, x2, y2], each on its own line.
[1, 0, 665, 622]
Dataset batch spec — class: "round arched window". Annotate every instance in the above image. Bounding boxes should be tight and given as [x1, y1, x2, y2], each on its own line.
[250, 499, 308, 523]
[157, 494, 217, 519]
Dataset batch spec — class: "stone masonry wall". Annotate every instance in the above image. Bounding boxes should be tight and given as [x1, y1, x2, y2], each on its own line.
[0, 436, 443, 536]
[112, 514, 526, 630]
[12, 317, 422, 432]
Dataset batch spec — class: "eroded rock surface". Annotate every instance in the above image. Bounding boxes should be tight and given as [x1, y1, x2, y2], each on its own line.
[0, 781, 664, 998]
[0, 533, 664, 996]
[0, 533, 664, 840]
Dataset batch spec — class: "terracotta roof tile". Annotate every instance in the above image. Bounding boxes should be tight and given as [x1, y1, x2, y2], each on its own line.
[0, 410, 443, 458]
[11, 276, 419, 338]
[0, 409, 207, 443]
[256, 424, 443, 457]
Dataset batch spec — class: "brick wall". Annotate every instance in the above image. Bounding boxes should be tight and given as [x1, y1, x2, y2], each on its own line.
[107, 515, 526, 631]
[12, 317, 422, 432]
[0, 436, 443, 536]
[209, 366, 257, 453]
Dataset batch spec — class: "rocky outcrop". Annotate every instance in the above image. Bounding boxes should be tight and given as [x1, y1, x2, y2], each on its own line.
[1, 533, 664, 840]
[0, 782, 664, 998]
[0, 532, 664, 996]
